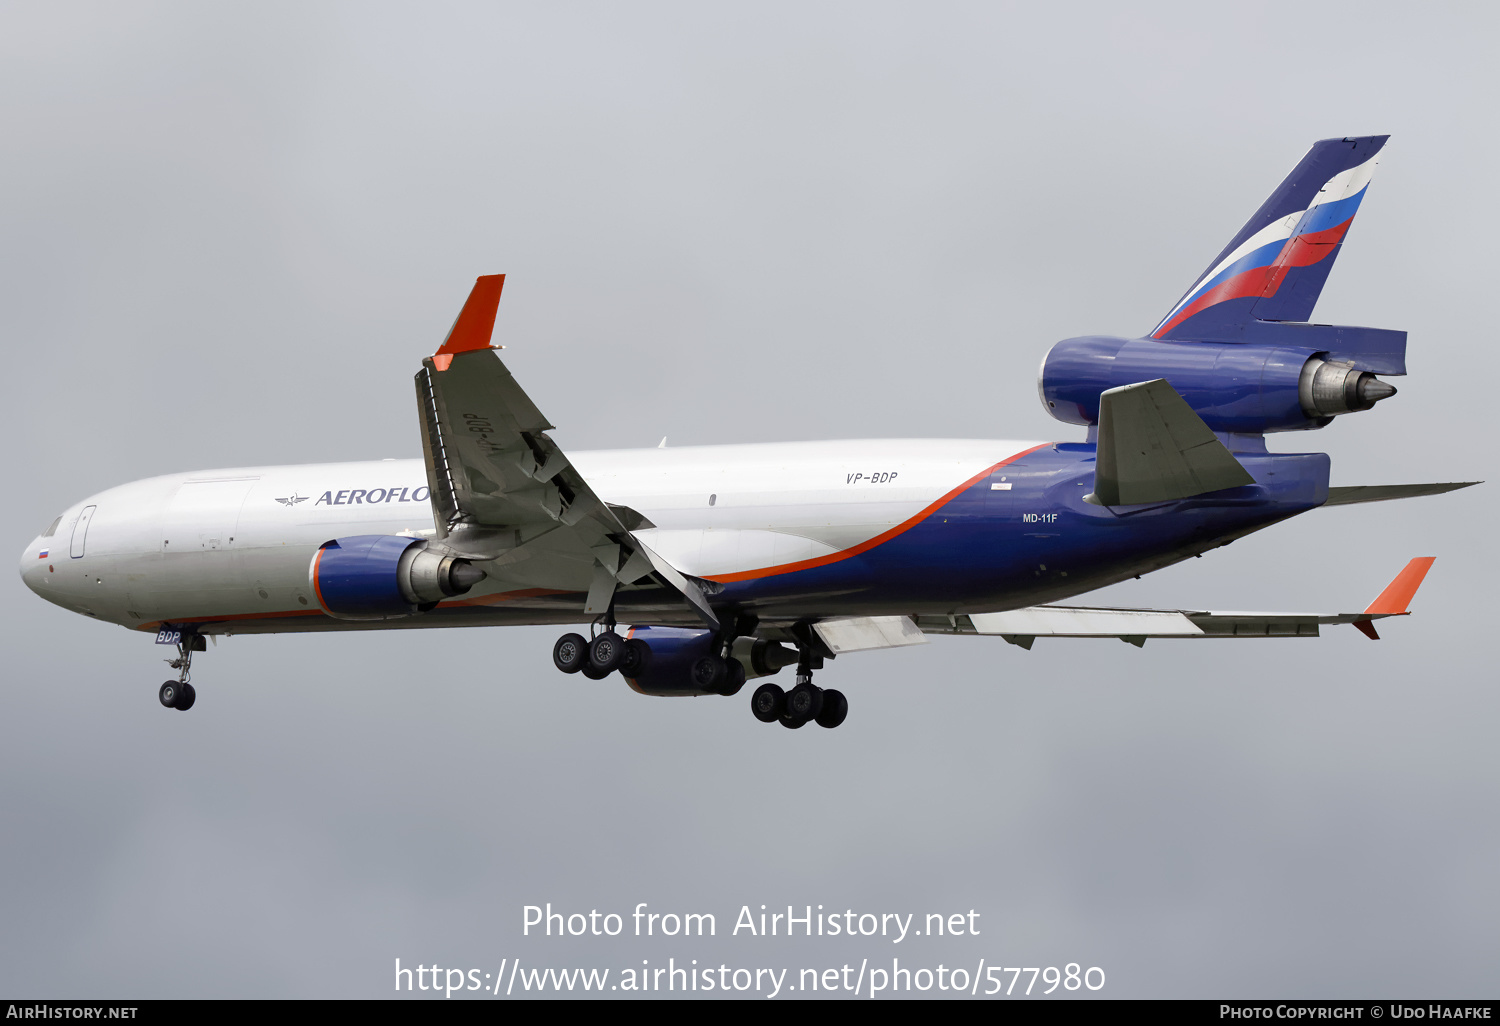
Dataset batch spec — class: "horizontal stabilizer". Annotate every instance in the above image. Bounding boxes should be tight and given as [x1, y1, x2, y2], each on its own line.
[1324, 482, 1480, 506]
[1086, 379, 1255, 506]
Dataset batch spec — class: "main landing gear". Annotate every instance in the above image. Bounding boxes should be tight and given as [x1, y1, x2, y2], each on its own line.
[750, 649, 847, 730]
[552, 627, 665, 683]
[688, 649, 746, 697]
[158, 631, 205, 712]
[553, 624, 747, 693]
[549, 621, 845, 728]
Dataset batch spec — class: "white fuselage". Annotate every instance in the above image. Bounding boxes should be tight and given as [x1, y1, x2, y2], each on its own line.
[20, 439, 1044, 633]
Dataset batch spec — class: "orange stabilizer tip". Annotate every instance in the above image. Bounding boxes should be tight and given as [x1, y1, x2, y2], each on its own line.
[1364, 556, 1437, 616]
[435, 274, 505, 356]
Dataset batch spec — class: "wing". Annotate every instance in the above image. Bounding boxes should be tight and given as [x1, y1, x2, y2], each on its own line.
[414, 275, 718, 628]
[915, 557, 1436, 647]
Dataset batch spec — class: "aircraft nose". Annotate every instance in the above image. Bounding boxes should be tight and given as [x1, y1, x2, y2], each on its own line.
[18, 537, 51, 596]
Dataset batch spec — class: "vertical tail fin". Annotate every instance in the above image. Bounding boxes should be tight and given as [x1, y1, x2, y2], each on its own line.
[1153, 136, 1388, 341]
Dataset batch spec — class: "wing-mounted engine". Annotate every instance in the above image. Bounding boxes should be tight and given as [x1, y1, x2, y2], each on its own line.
[310, 535, 485, 621]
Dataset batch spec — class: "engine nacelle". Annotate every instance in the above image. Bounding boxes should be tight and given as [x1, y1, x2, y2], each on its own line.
[310, 535, 484, 621]
[1039, 335, 1397, 434]
[623, 627, 799, 697]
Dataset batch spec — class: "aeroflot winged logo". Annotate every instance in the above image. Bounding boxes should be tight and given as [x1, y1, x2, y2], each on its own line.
[277, 486, 433, 507]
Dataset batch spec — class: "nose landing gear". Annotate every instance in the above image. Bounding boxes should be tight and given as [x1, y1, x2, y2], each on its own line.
[158, 630, 203, 711]
[159, 680, 195, 710]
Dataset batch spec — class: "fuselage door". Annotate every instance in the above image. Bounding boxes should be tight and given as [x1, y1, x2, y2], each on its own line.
[69, 505, 97, 558]
[160, 479, 257, 613]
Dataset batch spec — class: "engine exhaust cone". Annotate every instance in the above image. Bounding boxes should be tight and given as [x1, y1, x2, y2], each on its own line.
[448, 561, 486, 592]
[1358, 377, 1397, 405]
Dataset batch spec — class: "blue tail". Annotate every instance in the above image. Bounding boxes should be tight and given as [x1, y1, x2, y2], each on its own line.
[1152, 136, 1388, 342]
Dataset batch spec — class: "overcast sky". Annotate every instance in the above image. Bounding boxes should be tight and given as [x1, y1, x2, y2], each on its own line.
[2, 0, 1497, 999]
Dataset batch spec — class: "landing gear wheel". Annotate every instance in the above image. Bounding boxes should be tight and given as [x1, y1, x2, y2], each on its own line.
[814, 688, 847, 728]
[690, 655, 726, 692]
[784, 684, 824, 721]
[618, 638, 652, 678]
[589, 631, 626, 673]
[159, 681, 181, 709]
[580, 662, 613, 680]
[175, 683, 197, 712]
[750, 682, 785, 723]
[553, 633, 588, 674]
[779, 713, 807, 729]
[717, 658, 746, 697]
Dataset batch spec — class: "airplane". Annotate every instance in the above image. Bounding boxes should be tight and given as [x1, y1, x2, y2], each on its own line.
[18, 135, 1479, 728]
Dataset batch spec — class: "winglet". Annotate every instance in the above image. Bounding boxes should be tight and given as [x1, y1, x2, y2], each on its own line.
[433, 274, 506, 370]
[1353, 556, 1436, 639]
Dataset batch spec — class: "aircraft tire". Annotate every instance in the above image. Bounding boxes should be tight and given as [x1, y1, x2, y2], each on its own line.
[716, 658, 746, 697]
[778, 713, 807, 729]
[159, 681, 181, 709]
[690, 655, 726, 692]
[750, 682, 784, 722]
[814, 689, 847, 729]
[589, 631, 626, 673]
[785, 683, 824, 721]
[552, 633, 589, 674]
[580, 662, 613, 680]
[619, 638, 652, 678]
[175, 683, 197, 712]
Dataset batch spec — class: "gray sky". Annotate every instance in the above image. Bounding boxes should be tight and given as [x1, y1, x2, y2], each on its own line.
[2, 0, 1496, 999]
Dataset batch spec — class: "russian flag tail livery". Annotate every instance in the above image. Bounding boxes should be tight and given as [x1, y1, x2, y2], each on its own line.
[1153, 136, 1388, 342]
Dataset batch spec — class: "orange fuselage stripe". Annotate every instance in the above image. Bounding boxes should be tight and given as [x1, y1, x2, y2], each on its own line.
[703, 443, 1050, 584]
[131, 444, 1052, 630]
[134, 584, 568, 631]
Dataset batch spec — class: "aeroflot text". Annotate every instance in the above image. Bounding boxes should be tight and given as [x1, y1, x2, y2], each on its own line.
[522, 904, 979, 943]
[313, 486, 429, 506]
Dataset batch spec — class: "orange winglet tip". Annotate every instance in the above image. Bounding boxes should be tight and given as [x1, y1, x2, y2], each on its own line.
[1363, 556, 1437, 616]
[435, 274, 505, 357]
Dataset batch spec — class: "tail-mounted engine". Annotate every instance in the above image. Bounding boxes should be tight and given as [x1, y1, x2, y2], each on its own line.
[310, 535, 485, 620]
[1041, 138, 1409, 437]
[1039, 328, 1401, 434]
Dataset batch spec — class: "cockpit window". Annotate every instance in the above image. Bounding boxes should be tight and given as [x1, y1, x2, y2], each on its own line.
[42, 516, 62, 538]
